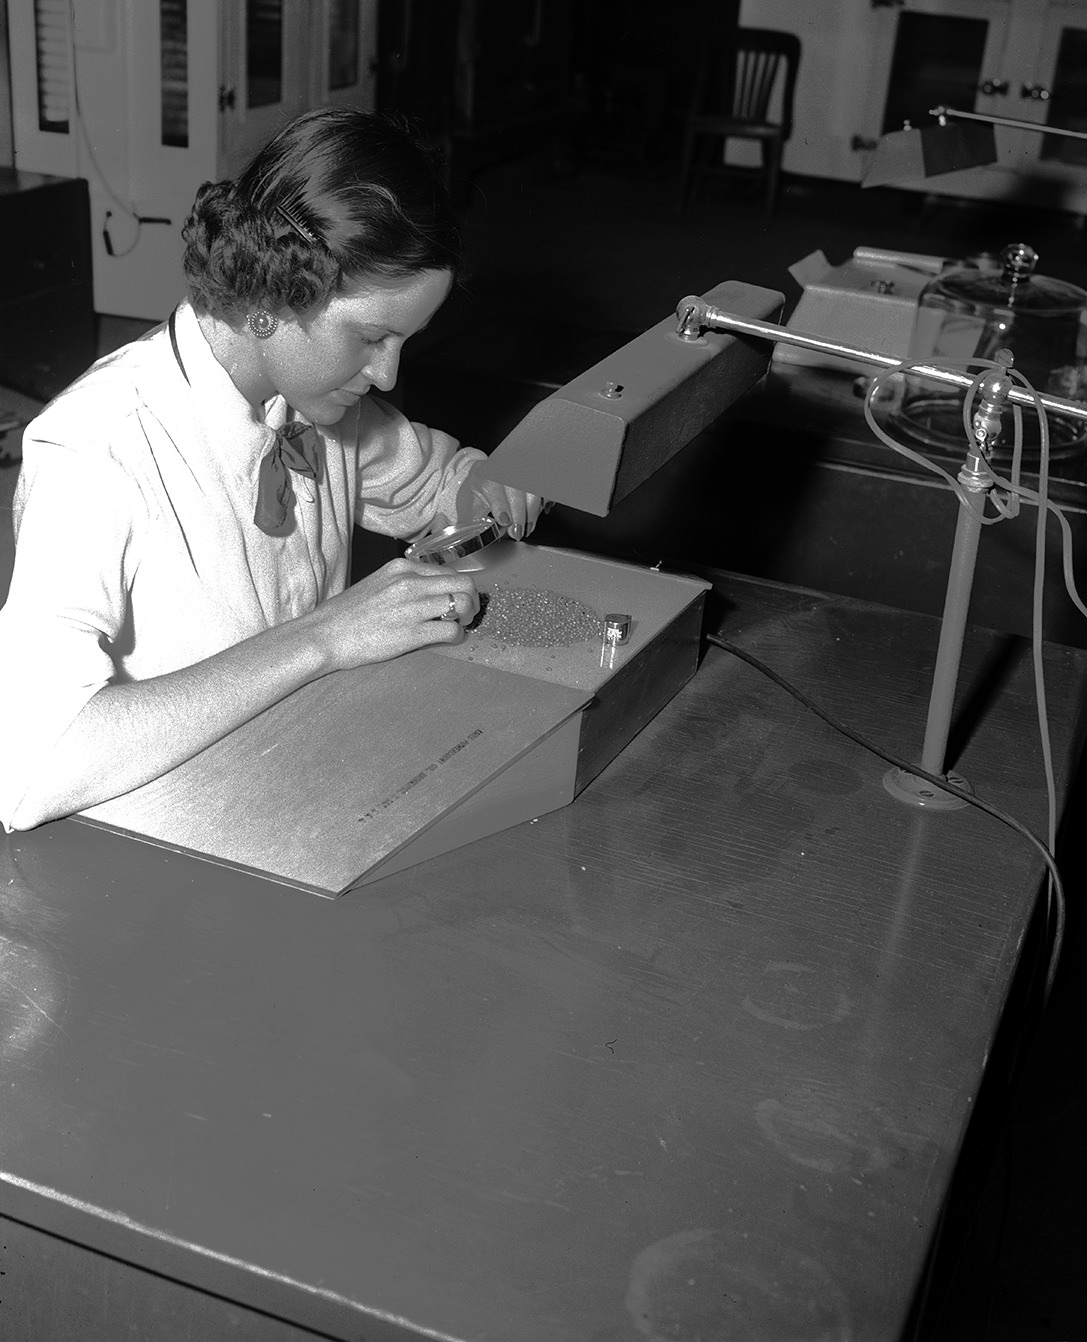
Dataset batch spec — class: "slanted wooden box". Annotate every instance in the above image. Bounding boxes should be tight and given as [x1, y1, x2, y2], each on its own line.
[79, 544, 709, 895]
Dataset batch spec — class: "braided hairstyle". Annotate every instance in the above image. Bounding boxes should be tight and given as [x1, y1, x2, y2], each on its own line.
[182, 107, 463, 319]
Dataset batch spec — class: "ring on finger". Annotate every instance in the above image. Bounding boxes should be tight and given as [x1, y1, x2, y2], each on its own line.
[438, 592, 459, 621]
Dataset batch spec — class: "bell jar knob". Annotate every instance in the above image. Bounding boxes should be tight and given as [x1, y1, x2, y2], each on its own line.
[1002, 242, 1038, 282]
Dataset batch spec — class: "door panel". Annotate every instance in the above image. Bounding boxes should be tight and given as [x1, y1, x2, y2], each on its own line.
[219, 0, 310, 177]
[878, 4, 1012, 133]
[316, 0, 378, 109]
[1033, 5, 1087, 168]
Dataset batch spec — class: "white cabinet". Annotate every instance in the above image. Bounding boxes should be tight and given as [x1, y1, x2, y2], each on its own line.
[859, 0, 1087, 210]
[9, 0, 378, 320]
[741, 0, 1087, 210]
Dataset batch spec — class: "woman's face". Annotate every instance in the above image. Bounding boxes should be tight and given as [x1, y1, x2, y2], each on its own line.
[257, 268, 452, 425]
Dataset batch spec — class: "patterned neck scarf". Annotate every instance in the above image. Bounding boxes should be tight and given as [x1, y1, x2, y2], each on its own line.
[253, 423, 320, 536]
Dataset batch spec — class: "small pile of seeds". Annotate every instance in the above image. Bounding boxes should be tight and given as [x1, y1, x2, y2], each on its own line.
[469, 586, 600, 647]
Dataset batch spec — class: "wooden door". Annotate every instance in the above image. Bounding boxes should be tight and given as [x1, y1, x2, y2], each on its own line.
[312, 0, 379, 111]
[862, 0, 1015, 142]
[1020, 1, 1087, 197]
[218, 0, 311, 178]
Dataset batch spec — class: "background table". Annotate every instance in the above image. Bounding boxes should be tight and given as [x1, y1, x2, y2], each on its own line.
[2, 572, 1084, 1341]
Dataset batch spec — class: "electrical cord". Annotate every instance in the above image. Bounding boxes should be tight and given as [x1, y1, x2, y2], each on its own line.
[863, 359, 1087, 622]
[705, 633, 1066, 1007]
[690, 334, 1078, 1342]
[859, 358, 1086, 1006]
[63, 0, 173, 258]
[832, 356, 1074, 1339]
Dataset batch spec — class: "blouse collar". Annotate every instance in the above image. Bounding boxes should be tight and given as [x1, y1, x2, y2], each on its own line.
[170, 302, 296, 457]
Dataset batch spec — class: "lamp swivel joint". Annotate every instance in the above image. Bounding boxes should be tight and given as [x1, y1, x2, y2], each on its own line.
[969, 354, 1015, 464]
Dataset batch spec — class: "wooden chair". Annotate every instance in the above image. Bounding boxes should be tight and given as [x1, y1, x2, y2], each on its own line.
[679, 27, 801, 216]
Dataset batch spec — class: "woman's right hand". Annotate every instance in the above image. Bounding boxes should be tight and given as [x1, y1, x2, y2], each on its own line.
[5, 562, 478, 829]
[308, 557, 479, 670]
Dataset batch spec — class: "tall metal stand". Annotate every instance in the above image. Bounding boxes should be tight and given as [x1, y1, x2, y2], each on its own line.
[883, 364, 1013, 808]
[673, 301, 1073, 808]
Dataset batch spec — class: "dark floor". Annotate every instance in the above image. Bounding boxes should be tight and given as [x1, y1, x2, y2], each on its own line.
[414, 154, 1087, 353]
[24, 155, 1087, 1341]
[416, 158, 1087, 1342]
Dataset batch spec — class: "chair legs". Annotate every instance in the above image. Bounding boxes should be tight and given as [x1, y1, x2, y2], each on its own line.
[678, 131, 785, 216]
[763, 138, 783, 217]
[678, 128, 702, 212]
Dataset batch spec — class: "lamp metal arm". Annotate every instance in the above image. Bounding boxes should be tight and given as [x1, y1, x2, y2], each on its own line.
[930, 103, 1087, 142]
[674, 298, 1087, 423]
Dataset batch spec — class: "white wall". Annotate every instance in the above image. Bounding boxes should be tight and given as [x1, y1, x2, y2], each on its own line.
[741, 0, 880, 181]
[0, 0, 13, 165]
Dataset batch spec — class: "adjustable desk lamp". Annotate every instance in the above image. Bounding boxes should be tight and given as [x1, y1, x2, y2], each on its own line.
[487, 291, 1087, 810]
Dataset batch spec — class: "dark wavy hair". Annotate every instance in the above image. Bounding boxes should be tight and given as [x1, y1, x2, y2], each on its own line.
[182, 107, 463, 318]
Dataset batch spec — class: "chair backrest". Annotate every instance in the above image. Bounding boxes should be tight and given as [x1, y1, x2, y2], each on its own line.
[695, 27, 801, 138]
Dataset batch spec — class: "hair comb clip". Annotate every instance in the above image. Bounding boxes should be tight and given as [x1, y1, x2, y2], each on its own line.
[277, 202, 318, 245]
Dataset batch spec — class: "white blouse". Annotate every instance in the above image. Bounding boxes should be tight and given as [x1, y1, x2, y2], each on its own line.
[0, 301, 484, 828]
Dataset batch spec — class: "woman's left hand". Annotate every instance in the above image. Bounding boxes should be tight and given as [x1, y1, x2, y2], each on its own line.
[456, 462, 543, 540]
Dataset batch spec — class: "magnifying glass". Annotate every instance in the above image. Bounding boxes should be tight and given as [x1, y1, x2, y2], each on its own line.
[405, 518, 506, 567]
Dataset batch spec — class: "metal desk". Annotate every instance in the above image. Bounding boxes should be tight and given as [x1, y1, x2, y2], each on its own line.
[2, 573, 1084, 1341]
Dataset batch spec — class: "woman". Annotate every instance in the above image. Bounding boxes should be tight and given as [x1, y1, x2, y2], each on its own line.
[0, 108, 540, 831]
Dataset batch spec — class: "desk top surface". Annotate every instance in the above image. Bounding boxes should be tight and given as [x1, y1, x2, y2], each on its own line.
[3, 574, 1084, 1342]
[739, 365, 1087, 497]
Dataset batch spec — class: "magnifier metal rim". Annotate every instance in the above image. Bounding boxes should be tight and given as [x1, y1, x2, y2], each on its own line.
[406, 518, 505, 565]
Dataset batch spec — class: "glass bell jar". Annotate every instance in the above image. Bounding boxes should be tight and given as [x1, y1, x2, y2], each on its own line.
[892, 242, 1087, 463]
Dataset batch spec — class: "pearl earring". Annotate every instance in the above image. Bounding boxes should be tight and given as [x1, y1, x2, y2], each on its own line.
[247, 309, 279, 339]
